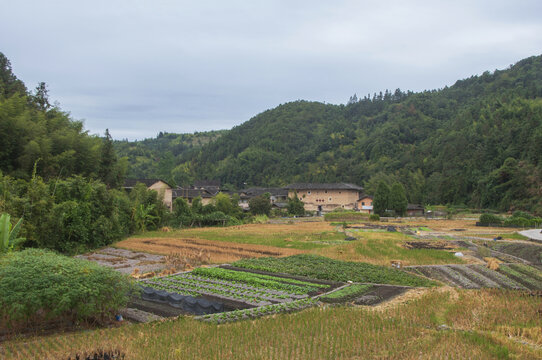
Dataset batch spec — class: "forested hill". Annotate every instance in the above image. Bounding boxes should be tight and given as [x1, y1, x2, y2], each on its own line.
[179, 55, 541, 214]
[114, 130, 226, 185]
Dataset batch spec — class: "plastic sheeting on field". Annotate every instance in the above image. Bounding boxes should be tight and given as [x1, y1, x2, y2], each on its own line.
[141, 287, 224, 315]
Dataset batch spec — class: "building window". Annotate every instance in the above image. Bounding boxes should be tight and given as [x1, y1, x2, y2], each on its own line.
[308, 191, 311, 195]
[329, 197, 332, 201]
[325, 190, 328, 193]
[362, 202, 365, 206]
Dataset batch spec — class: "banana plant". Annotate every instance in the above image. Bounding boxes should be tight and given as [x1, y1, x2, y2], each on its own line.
[0, 213, 25, 253]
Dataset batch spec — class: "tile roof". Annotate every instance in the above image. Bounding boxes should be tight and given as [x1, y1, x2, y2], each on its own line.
[285, 183, 363, 191]
[123, 179, 174, 188]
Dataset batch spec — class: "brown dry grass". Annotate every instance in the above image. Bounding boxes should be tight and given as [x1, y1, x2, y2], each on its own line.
[116, 237, 303, 264]
[191, 221, 336, 235]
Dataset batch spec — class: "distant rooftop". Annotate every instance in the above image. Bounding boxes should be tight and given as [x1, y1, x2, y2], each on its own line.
[240, 187, 289, 197]
[285, 183, 363, 191]
[173, 188, 215, 198]
[193, 180, 220, 188]
[123, 178, 174, 188]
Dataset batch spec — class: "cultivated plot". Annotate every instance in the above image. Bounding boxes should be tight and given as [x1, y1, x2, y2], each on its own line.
[406, 263, 542, 290]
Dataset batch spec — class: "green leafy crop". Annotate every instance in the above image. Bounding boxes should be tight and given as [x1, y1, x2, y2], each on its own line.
[0, 249, 137, 331]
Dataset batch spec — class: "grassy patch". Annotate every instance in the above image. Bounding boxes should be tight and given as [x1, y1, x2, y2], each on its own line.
[233, 254, 436, 287]
[476, 232, 529, 241]
[319, 231, 463, 266]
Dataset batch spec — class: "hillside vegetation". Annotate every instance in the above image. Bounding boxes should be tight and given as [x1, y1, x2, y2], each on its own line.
[114, 130, 226, 186]
[126, 55, 542, 214]
[0, 53, 168, 253]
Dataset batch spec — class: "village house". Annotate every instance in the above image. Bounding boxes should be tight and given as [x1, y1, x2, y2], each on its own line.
[285, 183, 364, 213]
[406, 204, 425, 217]
[192, 180, 221, 193]
[172, 180, 222, 206]
[123, 179, 174, 211]
[357, 195, 373, 214]
[172, 188, 216, 206]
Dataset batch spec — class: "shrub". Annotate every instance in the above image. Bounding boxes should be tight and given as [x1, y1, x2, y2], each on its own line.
[287, 194, 305, 216]
[252, 215, 269, 224]
[0, 249, 136, 332]
[369, 214, 380, 221]
[249, 196, 271, 216]
[511, 211, 534, 220]
[479, 213, 503, 225]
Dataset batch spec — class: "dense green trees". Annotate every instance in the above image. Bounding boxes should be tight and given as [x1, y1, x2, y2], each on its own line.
[0, 173, 168, 253]
[287, 194, 305, 216]
[114, 130, 225, 186]
[118, 55, 542, 214]
[373, 182, 390, 216]
[0, 52, 165, 253]
[389, 183, 408, 216]
[374, 182, 408, 216]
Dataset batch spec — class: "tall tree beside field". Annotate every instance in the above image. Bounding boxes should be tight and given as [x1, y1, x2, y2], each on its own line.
[373, 182, 390, 216]
[389, 183, 408, 216]
[99, 129, 126, 189]
[213, 192, 242, 218]
[287, 193, 305, 216]
[249, 195, 271, 216]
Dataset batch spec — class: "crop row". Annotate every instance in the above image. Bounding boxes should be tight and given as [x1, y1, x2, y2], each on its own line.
[153, 276, 305, 303]
[233, 254, 435, 287]
[406, 264, 542, 290]
[498, 265, 542, 290]
[143, 279, 272, 306]
[191, 267, 327, 294]
[196, 298, 318, 324]
[468, 265, 526, 290]
[140, 267, 328, 305]
[319, 284, 373, 303]
[176, 273, 307, 298]
[507, 264, 542, 282]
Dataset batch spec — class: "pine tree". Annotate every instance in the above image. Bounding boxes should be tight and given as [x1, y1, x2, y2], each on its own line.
[99, 129, 123, 188]
[373, 182, 390, 216]
[389, 183, 408, 216]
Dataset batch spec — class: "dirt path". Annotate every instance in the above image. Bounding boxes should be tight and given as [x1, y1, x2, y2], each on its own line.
[520, 229, 542, 242]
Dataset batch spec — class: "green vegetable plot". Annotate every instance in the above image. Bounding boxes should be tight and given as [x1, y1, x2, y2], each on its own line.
[233, 254, 435, 287]
[141, 267, 329, 307]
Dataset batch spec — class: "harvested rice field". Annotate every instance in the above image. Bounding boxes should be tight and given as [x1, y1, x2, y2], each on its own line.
[3, 288, 542, 359]
[128, 222, 345, 249]
[115, 237, 303, 264]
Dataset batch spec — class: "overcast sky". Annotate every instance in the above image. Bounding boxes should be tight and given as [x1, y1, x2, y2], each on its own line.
[2, 0, 542, 140]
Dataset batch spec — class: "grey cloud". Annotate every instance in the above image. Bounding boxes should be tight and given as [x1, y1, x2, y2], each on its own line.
[1, 0, 541, 140]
